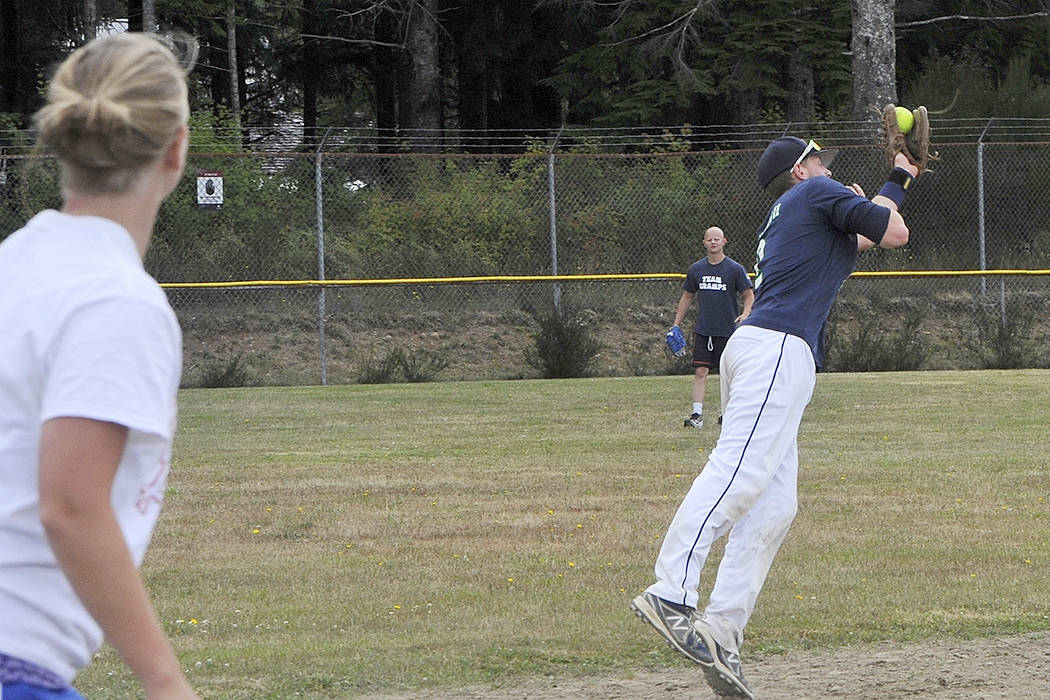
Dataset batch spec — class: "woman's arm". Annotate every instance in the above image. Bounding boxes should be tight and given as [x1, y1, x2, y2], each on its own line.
[38, 417, 198, 700]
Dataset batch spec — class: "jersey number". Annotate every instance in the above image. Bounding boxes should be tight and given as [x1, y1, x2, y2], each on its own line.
[753, 202, 780, 290]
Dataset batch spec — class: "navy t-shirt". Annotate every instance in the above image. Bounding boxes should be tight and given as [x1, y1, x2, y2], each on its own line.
[741, 176, 892, 368]
[683, 257, 753, 337]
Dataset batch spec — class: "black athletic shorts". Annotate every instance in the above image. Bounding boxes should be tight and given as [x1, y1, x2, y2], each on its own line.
[692, 334, 729, 369]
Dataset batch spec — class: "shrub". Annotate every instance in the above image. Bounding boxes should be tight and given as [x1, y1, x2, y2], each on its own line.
[524, 307, 602, 378]
[197, 352, 254, 388]
[666, 358, 694, 376]
[355, 346, 451, 384]
[356, 349, 404, 384]
[959, 298, 1040, 369]
[825, 303, 929, 372]
[626, 339, 694, 376]
[398, 349, 450, 383]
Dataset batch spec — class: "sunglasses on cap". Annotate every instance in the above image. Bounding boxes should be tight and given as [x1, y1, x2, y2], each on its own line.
[794, 139, 825, 167]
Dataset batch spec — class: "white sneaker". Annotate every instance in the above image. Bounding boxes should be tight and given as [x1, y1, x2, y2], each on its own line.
[631, 592, 714, 666]
[691, 617, 754, 699]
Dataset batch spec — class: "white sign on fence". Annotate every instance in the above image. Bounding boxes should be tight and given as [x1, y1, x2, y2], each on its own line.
[196, 170, 224, 209]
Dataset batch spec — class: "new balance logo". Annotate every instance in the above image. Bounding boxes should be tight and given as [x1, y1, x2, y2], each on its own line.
[631, 592, 715, 667]
[667, 612, 689, 632]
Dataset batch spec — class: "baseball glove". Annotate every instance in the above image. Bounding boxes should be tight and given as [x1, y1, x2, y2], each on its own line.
[665, 326, 687, 358]
[880, 104, 937, 174]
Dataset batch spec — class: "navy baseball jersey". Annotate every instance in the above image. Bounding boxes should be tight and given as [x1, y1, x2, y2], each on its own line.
[741, 176, 891, 368]
[683, 257, 753, 337]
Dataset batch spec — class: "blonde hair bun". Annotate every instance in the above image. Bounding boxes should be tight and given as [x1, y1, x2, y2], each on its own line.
[34, 32, 197, 193]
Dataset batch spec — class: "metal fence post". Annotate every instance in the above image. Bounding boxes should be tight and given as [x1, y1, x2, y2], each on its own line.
[548, 126, 564, 312]
[977, 119, 991, 296]
[316, 127, 332, 385]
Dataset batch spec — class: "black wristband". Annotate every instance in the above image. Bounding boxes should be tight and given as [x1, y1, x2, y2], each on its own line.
[887, 166, 914, 190]
[878, 167, 914, 207]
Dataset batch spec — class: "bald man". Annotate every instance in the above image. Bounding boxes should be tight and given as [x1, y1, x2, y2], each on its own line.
[670, 226, 754, 429]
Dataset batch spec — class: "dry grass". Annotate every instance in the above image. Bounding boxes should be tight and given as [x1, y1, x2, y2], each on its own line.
[74, 371, 1050, 698]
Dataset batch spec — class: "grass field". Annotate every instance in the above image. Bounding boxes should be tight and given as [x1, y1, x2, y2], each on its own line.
[74, 370, 1050, 698]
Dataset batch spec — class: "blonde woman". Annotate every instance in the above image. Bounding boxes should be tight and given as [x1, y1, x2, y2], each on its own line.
[0, 33, 199, 699]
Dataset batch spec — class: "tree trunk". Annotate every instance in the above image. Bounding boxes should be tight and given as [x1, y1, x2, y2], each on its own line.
[127, 0, 142, 32]
[405, 0, 442, 150]
[0, 0, 19, 114]
[372, 9, 399, 140]
[301, 0, 319, 145]
[851, 0, 897, 122]
[785, 55, 815, 123]
[82, 0, 96, 42]
[451, 0, 489, 149]
[490, 1, 532, 131]
[142, 0, 156, 31]
[726, 90, 761, 126]
[226, 0, 240, 129]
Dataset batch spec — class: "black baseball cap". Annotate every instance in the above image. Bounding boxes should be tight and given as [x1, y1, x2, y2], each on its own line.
[757, 136, 839, 188]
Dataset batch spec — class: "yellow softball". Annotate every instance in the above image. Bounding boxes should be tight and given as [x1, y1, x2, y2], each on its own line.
[895, 106, 914, 134]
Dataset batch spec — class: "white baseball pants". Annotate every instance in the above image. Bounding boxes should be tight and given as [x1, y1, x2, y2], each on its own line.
[646, 325, 816, 653]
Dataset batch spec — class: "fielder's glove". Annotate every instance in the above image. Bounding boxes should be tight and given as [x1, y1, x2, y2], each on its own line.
[665, 326, 688, 357]
[880, 103, 937, 174]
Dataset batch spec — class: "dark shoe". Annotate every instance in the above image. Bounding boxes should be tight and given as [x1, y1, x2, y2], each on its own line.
[631, 592, 715, 666]
[683, 413, 703, 428]
[691, 617, 754, 699]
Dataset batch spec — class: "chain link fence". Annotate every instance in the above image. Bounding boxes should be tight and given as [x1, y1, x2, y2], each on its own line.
[2, 120, 1049, 385]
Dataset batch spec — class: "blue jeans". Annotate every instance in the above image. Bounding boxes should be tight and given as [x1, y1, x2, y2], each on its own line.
[1, 683, 85, 700]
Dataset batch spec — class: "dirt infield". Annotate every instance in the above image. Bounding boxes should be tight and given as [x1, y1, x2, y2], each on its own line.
[362, 631, 1050, 699]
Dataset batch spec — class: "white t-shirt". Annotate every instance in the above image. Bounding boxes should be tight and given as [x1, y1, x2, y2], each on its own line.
[0, 210, 182, 682]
